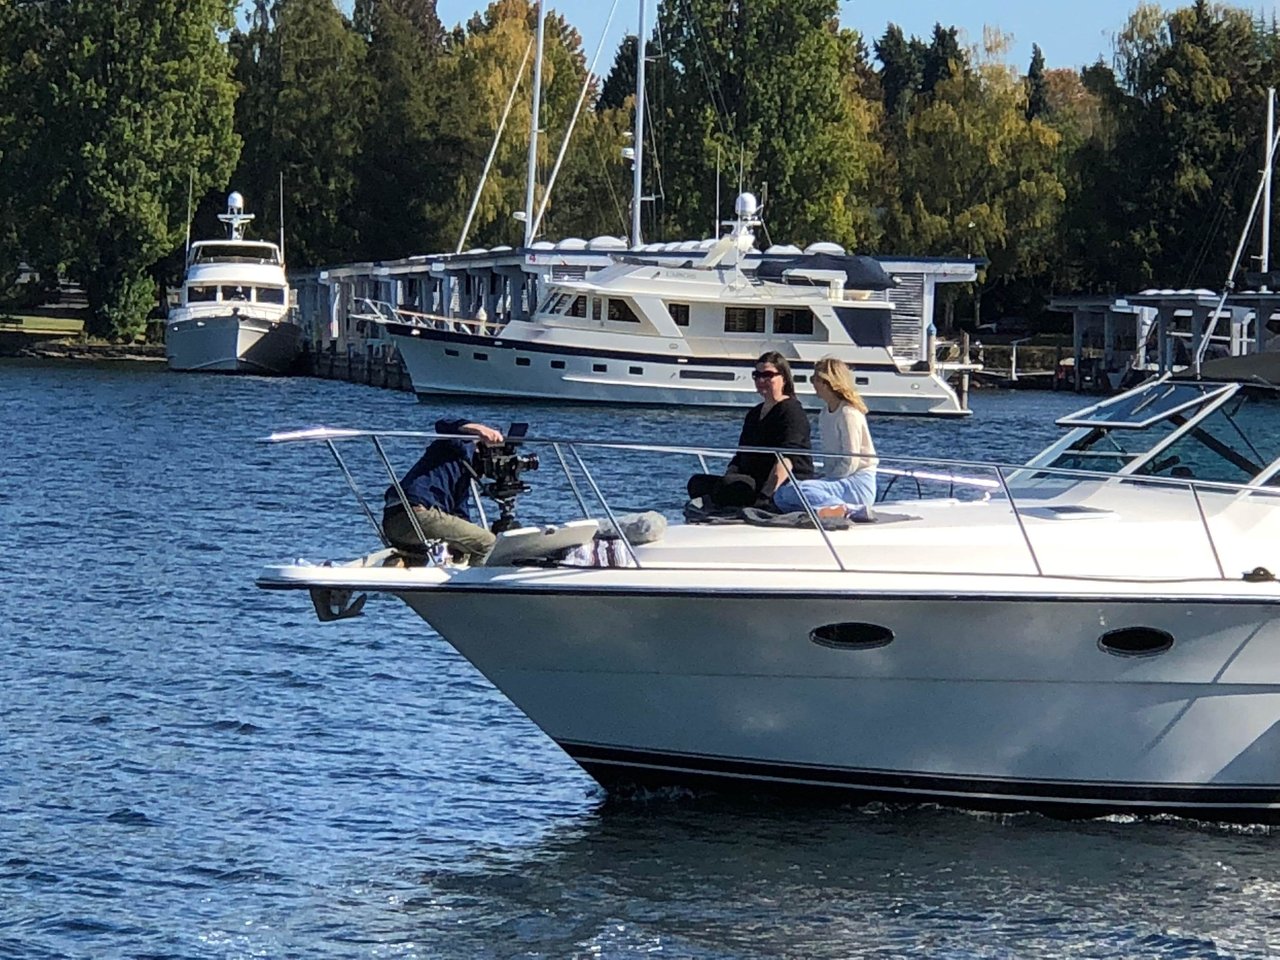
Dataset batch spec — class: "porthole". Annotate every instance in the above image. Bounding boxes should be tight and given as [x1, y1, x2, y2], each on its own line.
[593, 363, 608, 373]
[810, 622, 894, 650]
[1098, 627, 1174, 658]
[516, 357, 531, 366]
[444, 348, 459, 357]
[473, 352, 488, 361]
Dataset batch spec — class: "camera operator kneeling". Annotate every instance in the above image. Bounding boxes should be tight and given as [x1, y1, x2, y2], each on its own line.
[382, 418, 503, 567]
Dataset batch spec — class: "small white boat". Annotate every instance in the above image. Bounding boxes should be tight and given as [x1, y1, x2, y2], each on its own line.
[257, 354, 1280, 820]
[377, 194, 972, 417]
[166, 192, 300, 374]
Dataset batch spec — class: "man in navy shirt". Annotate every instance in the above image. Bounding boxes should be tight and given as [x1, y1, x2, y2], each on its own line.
[383, 418, 504, 565]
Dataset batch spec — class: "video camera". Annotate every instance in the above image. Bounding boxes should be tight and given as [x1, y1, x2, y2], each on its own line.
[472, 422, 539, 532]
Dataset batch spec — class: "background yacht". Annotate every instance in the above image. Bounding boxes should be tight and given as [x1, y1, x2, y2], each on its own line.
[377, 194, 972, 417]
[166, 192, 300, 374]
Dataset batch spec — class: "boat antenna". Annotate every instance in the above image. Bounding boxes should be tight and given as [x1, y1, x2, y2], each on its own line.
[184, 169, 193, 260]
[1194, 87, 1280, 375]
[630, 0, 647, 248]
[459, 37, 534, 254]
[279, 171, 286, 263]
[522, 1, 546, 248]
[715, 145, 721, 237]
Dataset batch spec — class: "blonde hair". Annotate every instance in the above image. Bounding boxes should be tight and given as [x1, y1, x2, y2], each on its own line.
[812, 357, 867, 413]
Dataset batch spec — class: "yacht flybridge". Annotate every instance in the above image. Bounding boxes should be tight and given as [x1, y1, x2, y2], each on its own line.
[375, 194, 973, 417]
[166, 192, 300, 374]
[258, 353, 1280, 820]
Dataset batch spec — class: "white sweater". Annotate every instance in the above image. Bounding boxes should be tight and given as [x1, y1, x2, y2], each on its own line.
[819, 403, 877, 478]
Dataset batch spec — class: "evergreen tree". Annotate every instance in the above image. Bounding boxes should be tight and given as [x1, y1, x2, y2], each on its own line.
[1, 0, 240, 339]
[922, 23, 965, 95]
[597, 36, 639, 113]
[649, 0, 881, 246]
[1026, 43, 1048, 120]
[874, 24, 925, 122]
[265, 0, 367, 267]
[355, 0, 446, 260]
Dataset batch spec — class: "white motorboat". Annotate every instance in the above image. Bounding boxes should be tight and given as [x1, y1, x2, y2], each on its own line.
[376, 194, 972, 417]
[257, 354, 1280, 820]
[166, 192, 300, 374]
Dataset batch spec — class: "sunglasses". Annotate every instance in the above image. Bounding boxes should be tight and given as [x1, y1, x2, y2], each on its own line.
[752, 370, 781, 380]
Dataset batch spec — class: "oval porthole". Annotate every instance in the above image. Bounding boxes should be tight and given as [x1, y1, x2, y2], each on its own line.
[1098, 627, 1174, 657]
[810, 622, 894, 650]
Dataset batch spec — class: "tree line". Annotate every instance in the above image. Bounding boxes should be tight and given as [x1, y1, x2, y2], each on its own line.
[2, 0, 1279, 340]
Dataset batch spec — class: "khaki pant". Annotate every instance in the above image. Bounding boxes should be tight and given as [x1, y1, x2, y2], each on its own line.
[383, 504, 496, 566]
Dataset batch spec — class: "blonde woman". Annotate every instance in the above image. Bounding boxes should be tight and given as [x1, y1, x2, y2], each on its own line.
[772, 357, 877, 514]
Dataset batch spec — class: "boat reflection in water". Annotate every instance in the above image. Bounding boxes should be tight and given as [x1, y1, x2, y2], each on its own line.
[258, 354, 1280, 821]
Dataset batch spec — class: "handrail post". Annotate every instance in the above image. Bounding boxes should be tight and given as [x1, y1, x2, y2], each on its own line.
[552, 442, 592, 519]
[1190, 482, 1226, 579]
[371, 435, 427, 548]
[777, 452, 846, 572]
[325, 437, 390, 546]
[569, 443, 642, 568]
[994, 465, 1043, 576]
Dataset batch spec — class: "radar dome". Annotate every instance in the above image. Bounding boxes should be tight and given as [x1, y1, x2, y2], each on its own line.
[735, 192, 759, 218]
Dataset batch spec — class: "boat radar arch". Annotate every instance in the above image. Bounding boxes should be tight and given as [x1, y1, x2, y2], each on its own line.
[217, 191, 255, 241]
[699, 191, 762, 269]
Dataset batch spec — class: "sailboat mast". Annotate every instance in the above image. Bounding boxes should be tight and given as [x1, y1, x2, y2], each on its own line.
[523, 2, 546, 248]
[631, 0, 646, 248]
[1265, 87, 1275, 279]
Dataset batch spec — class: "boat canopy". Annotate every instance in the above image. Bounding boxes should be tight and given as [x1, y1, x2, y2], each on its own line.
[757, 253, 895, 291]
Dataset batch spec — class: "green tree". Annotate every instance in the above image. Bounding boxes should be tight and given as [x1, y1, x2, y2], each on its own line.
[2, 0, 240, 339]
[354, 0, 446, 260]
[886, 33, 1064, 327]
[649, 0, 882, 247]
[874, 24, 926, 123]
[1025, 43, 1048, 121]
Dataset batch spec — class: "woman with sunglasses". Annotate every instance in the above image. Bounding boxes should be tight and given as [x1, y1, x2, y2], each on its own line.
[771, 356, 877, 516]
[686, 351, 813, 508]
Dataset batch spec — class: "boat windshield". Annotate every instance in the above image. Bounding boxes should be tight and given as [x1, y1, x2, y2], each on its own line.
[1040, 382, 1280, 484]
[191, 242, 281, 265]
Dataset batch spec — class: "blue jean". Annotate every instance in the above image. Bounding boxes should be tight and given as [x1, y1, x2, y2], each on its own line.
[772, 469, 877, 513]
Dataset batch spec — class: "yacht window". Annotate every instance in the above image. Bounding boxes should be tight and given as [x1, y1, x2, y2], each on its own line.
[220, 284, 250, 301]
[679, 369, 735, 381]
[774, 307, 814, 336]
[567, 295, 587, 318]
[669, 303, 690, 327]
[607, 299, 640, 323]
[591, 298, 602, 321]
[856, 376, 869, 386]
[474, 352, 488, 361]
[630, 366, 643, 375]
[255, 286, 286, 304]
[516, 357, 531, 366]
[445, 348, 460, 357]
[795, 374, 808, 383]
[724, 307, 765, 333]
[187, 285, 217, 303]
[551, 359, 566, 369]
[593, 363, 608, 373]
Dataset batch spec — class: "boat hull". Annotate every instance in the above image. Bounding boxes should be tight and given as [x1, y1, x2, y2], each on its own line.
[166, 313, 300, 374]
[396, 584, 1280, 818]
[391, 327, 969, 416]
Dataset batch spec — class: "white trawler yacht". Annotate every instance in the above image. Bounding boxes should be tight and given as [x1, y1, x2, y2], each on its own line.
[379, 193, 971, 417]
[166, 192, 300, 374]
[258, 353, 1280, 821]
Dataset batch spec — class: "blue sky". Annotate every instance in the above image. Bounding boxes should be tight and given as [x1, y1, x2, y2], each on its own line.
[432, 1, 1280, 72]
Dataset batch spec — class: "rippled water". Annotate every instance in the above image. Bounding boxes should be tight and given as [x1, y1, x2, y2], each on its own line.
[3, 358, 1278, 959]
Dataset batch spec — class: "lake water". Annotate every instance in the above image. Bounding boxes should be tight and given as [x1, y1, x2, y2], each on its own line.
[3, 358, 1278, 959]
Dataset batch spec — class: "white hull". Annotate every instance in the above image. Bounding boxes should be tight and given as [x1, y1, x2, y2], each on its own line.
[258, 557, 1280, 817]
[166, 313, 300, 374]
[391, 328, 966, 416]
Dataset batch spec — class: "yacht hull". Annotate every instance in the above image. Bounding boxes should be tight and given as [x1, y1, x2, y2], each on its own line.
[391, 328, 968, 416]
[166, 314, 300, 374]
[395, 584, 1280, 818]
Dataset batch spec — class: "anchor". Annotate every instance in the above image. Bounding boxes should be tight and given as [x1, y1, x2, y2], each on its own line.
[309, 586, 367, 622]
